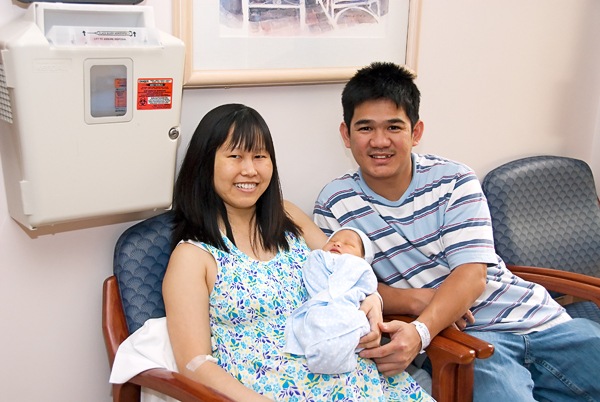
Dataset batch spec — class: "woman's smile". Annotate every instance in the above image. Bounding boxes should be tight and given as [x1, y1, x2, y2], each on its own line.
[234, 182, 258, 190]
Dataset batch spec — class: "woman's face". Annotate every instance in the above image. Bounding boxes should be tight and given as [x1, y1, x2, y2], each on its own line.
[213, 134, 273, 214]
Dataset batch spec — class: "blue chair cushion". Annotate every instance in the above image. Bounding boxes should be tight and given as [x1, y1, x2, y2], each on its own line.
[113, 212, 175, 334]
[565, 301, 600, 325]
[482, 155, 600, 278]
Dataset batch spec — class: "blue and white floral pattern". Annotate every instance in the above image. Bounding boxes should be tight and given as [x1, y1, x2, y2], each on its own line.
[195, 234, 433, 401]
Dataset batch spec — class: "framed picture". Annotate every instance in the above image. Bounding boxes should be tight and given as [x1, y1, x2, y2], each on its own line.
[173, 0, 421, 88]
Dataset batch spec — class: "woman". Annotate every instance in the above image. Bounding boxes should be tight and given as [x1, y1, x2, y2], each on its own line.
[163, 104, 432, 401]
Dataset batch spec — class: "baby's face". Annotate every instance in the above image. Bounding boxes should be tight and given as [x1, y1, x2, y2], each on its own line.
[323, 230, 364, 258]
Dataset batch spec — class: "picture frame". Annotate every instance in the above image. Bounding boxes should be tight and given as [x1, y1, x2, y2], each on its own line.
[172, 0, 422, 88]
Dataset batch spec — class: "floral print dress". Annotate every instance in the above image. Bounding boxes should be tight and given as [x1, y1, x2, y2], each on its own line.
[187, 234, 432, 402]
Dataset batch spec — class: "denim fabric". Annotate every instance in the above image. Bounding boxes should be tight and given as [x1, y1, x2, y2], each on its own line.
[464, 318, 600, 402]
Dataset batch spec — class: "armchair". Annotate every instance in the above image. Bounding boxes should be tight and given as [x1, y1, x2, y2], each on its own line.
[103, 212, 493, 402]
[482, 155, 600, 324]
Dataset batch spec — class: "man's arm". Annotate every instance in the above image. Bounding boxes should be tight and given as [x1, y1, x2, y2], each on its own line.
[413, 263, 486, 338]
[378, 282, 476, 331]
[360, 262, 487, 376]
[378, 284, 436, 316]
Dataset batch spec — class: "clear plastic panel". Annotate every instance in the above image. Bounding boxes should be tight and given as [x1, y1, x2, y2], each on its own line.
[90, 64, 127, 118]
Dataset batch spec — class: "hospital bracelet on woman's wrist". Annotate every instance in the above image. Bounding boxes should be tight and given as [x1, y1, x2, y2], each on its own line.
[411, 320, 431, 354]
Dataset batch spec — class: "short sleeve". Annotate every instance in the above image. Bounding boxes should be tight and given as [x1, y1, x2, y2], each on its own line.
[441, 170, 499, 269]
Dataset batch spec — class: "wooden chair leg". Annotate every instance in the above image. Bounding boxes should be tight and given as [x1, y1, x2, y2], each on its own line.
[455, 361, 474, 402]
[430, 360, 475, 402]
[429, 357, 457, 402]
[112, 382, 141, 402]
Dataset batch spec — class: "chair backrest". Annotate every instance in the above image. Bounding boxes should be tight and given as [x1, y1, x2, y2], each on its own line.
[113, 212, 175, 334]
[481, 155, 600, 277]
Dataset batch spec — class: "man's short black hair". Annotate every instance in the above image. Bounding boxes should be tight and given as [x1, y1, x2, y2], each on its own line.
[342, 62, 420, 131]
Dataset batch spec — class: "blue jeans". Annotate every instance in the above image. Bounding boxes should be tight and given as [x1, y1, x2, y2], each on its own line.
[464, 318, 600, 402]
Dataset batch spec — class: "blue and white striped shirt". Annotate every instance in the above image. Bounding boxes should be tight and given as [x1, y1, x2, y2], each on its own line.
[314, 153, 565, 332]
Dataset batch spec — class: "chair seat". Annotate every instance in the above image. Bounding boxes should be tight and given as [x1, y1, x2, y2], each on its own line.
[565, 301, 600, 324]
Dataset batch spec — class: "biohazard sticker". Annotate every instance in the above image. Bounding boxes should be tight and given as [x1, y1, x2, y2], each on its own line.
[137, 79, 173, 110]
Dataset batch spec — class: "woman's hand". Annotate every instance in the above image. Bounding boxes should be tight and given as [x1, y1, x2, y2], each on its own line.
[357, 293, 383, 349]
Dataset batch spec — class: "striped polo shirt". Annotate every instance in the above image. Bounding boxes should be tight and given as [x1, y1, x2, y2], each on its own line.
[314, 153, 565, 332]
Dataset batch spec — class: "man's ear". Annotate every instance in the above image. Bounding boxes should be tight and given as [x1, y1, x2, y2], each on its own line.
[340, 122, 351, 148]
[412, 120, 424, 146]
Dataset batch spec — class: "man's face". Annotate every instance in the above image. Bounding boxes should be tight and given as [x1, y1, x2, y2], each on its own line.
[340, 99, 423, 196]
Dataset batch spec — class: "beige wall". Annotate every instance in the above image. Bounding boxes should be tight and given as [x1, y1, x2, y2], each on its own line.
[416, 1, 600, 179]
[1, 1, 599, 401]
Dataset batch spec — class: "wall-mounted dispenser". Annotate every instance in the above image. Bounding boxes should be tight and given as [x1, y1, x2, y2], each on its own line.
[0, 2, 185, 229]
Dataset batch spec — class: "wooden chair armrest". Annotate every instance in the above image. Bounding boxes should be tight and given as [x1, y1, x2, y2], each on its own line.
[104, 275, 234, 402]
[507, 265, 600, 308]
[438, 327, 494, 359]
[102, 276, 129, 367]
[507, 265, 600, 287]
[128, 368, 235, 402]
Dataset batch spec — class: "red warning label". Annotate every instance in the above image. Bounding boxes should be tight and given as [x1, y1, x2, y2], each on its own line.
[137, 78, 173, 110]
[115, 79, 127, 109]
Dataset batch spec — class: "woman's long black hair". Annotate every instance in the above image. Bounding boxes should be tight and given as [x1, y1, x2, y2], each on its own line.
[171, 104, 301, 253]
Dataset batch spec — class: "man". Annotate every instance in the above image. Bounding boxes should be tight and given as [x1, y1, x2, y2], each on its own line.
[314, 61, 600, 401]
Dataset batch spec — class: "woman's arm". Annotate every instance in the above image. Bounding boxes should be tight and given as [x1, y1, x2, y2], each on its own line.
[284, 200, 328, 250]
[163, 243, 272, 402]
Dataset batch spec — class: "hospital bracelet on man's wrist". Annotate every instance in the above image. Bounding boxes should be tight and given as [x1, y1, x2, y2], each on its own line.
[411, 320, 431, 354]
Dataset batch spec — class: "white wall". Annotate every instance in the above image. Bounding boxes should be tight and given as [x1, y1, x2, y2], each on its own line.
[1, 1, 600, 401]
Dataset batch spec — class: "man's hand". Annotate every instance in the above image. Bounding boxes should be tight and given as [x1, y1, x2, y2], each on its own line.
[358, 320, 422, 377]
[453, 310, 475, 331]
[358, 293, 383, 349]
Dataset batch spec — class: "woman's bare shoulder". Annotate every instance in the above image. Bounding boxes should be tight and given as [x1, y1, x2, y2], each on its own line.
[283, 200, 303, 218]
[164, 242, 216, 285]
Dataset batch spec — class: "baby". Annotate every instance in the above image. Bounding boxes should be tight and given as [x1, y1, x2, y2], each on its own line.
[284, 227, 378, 374]
[322, 227, 369, 260]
